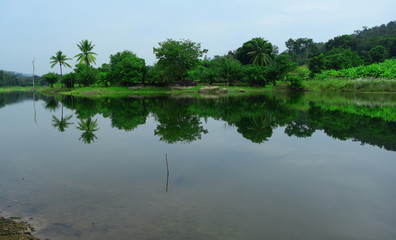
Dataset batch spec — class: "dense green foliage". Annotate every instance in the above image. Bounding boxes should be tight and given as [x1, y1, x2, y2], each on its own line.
[153, 39, 207, 84]
[50, 50, 72, 79]
[73, 64, 97, 87]
[285, 38, 322, 65]
[42, 72, 59, 87]
[0, 70, 42, 87]
[75, 40, 97, 68]
[2, 20, 395, 90]
[313, 59, 396, 80]
[109, 50, 146, 86]
[235, 37, 275, 65]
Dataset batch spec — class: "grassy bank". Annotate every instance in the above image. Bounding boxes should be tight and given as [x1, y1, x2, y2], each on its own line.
[2, 80, 396, 97]
[303, 78, 396, 92]
[0, 86, 43, 93]
[38, 85, 277, 97]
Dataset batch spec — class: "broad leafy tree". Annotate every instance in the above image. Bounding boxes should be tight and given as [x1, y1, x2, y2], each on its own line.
[42, 72, 59, 88]
[153, 39, 207, 84]
[285, 38, 320, 65]
[109, 50, 146, 86]
[368, 45, 386, 63]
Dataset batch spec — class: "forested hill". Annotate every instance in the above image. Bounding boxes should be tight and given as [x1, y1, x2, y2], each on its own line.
[0, 70, 42, 87]
[347, 21, 396, 57]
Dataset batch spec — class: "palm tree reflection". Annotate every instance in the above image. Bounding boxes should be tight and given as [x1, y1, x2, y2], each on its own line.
[52, 97, 73, 132]
[77, 117, 99, 144]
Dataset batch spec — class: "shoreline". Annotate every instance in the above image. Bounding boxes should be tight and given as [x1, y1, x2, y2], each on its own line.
[1, 79, 396, 98]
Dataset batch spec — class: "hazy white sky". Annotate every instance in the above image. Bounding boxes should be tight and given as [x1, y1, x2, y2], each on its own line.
[0, 0, 395, 75]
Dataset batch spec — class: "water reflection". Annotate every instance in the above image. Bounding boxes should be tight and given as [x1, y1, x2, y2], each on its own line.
[76, 117, 99, 144]
[52, 96, 73, 132]
[1, 91, 396, 151]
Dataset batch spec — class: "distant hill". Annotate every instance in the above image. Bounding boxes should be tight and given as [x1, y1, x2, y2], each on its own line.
[8, 71, 34, 77]
[0, 69, 42, 87]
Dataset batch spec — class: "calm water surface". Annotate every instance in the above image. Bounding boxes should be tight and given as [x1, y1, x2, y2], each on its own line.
[0, 92, 396, 240]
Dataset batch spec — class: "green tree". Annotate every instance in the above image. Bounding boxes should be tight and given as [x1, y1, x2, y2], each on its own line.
[324, 47, 362, 70]
[153, 39, 207, 84]
[61, 72, 76, 88]
[325, 34, 357, 51]
[42, 72, 59, 88]
[368, 45, 386, 63]
[75, 40, 97, 83]
[109, 50, 146, 86]
[308, 53, 326, 77]
[285, 38, 320, 65]
[74, 64, 97, 86]
[235, 37, 275, 65]
[242, 65, 267, 86]
[217, 55, 243, 86]
[50, 51, 72, 80]
[266, 55, 297, 86]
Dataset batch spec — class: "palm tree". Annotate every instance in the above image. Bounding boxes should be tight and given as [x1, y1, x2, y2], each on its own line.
[246, 38, 273, 66]
[77, 117, 99, 144]
[74, 40, 97, 70]
[50, 51, 72, 79]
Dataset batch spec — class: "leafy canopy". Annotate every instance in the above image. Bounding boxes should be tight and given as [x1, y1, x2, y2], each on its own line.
[75, 40, 97, 67]
[50, 51, 72, 76]
[109, 50, 146, 86]
[153, 39, 207, 83]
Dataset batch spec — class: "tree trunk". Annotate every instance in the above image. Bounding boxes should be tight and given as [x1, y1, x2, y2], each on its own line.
[32, 58, 35, 88]
[60, 64, 63, 88]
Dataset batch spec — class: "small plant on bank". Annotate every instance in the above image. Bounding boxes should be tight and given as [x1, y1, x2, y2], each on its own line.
[287, 75, 304, 89]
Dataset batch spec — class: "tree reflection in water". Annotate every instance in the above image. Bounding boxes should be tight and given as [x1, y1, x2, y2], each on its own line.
[77, 117, 99, 144]
[2, 91, 394, 150]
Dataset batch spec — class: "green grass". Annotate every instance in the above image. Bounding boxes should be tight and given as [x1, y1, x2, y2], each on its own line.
[304, 78, 396, 92]
[37, 85, 277, 97]
[0, 86, 43, 92]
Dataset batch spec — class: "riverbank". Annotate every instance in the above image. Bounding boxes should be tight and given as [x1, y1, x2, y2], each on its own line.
[1, 79, 396, 97]
[39, 85, 277, 97]
[0, 86, 43, 93]
[303, 78, 396, 92]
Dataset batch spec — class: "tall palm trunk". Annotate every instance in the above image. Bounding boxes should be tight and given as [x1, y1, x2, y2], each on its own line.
[59, 63, 63, 88]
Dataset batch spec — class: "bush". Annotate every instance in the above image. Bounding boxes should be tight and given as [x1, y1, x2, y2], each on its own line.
[287, 75, 304, 89]
[61, 72, 76, 88]
[42, 72, 59, 88]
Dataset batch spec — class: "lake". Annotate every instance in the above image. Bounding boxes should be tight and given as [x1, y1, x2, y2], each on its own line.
[1, 91, 396, 240]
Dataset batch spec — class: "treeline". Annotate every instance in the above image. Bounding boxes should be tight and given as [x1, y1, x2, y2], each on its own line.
[304, 21, 396, 76]
[0, 70, 42, 87]
[3, 21, 395, 89]
[44, 38, 300, 89]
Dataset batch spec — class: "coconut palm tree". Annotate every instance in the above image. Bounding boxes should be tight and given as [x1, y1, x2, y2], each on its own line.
[74, 40, 97, 69]
[50, 51, 72, 79]
[246, 38, 273, 66]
